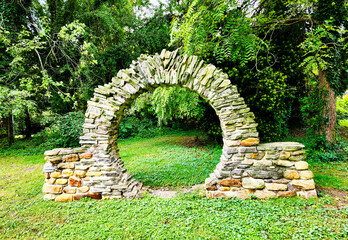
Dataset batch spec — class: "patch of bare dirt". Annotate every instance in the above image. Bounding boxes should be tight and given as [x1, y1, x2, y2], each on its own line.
[140, 184, 205, 198]
[317, 187, 348, 208]
[175, 136, 210, 149]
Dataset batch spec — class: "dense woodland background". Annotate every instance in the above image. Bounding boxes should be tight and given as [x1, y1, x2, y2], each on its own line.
[0, 0, 347, 161]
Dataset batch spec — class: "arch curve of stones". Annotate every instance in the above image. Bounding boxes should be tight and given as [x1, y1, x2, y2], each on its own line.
[42, 49, 317, 202]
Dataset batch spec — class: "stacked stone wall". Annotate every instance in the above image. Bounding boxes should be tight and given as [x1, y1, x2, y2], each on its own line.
[42, 49, 316, 201]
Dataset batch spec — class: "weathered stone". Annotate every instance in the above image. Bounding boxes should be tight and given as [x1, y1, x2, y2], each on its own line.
[80, 152, 93, 159]
[277, 190, 297, 198]
[242, 178, 265, 189]
[44, 173, 50, 179]
[78, 186, 90, 193]
[207, 189, 251, 199]
[42, 183, 62, 194]
[225, 140, 241, 147]
[220, 187, 231, 191]
[292, 150, 306, 156]
[86, 171, 103, 177]
[62, 169, 74, 177]
[273, 160, 294, 167]
[289, 155, 304, 161]
[44, 149, 61, 156]
[65, 154, 79, 162]
[63, 187, 77, 194]
[295, 161, 309, 170]
[253, 160, 272, 167]
[299, 171, 314, 180]
[87, 193, 102, 199]
[241, 159, 254, 165]
[58, 163, 75, 169]
[291, 179, 315, 190]
[46, 178, 56, 184]
[241, 138, 259, 146]
[284, 170, 300, 179]
[265, 183, 288, 191]
[297, 190, 317, 199]
[254, 190, 276, 199]
[218, 178, 242, 187]
[51, 172, 62, 178]
[45, 155, 62, 163]
[55, 194, 73, 202]
[69, 176, 82, 187]
[251, 152, 265, 160]
[279, 151, 291, 160]
[56, 179, 68, 185]
[43, 194, 56, 200]
[75, 170, 86, 178]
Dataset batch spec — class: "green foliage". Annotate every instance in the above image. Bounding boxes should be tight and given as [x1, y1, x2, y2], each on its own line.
[38, 111, 84, 148]
[337, 94, 348, 127]
[170, 0, 262, 64]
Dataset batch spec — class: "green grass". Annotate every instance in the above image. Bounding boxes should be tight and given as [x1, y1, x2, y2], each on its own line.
[0, 131, 348, 239]
[118, 132, 221, 187]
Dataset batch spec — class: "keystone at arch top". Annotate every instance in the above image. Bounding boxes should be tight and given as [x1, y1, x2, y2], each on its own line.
[42, 49, 317, 202]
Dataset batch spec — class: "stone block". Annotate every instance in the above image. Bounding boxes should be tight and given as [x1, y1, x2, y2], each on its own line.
[65, 154, 79, 162]
[218, 178, 242, 187]
[299, 171, 314, 180]
[220, 187, 231, 191]
[297, 190, 317, 199]
[44, 149, 61, 156]
[254, 190, 276, 199]
[86, 171, 103, 177]
[279, 151, 291, 160]
[78, 186, 90, 193]
[292, 150, 305, 155]
[265, 183, 288, 191]
[58, 163, 75, 169]
[46, 178, 56, 184]
[241, 138, 259, 146]
[69, 176, 82, 187]
[86, 193, 102, 199]
[55, 194, 74, 202]
[75, 170, 87, 178]
[295, 161, 309, 170]
[63, 187, 77, 194]
[241, 159, 254, 165]
[62, 169, 74, 177]
[277, 190, 297, 198]
[253, 160, 272, 167]
[45, 155, 62, 163]
[273, 160, 294, 167]
[242, 177, 265, 189]
[291, 179, 315, 190]
[80, 152, 93, 159]
[43, 194, 56, 200]
[51, 172, 62, 178]
[56, 179, 68, 185]
[284, 170, 300, 179]
[251, 152, 265, 160]
[289, 155, 304, 161]
[42, 183, 62, 194]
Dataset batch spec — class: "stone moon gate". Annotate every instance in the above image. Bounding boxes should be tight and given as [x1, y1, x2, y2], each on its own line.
[42, 49, 317, 201]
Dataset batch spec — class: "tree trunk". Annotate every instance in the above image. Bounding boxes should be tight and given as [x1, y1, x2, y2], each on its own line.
[318, 68, 336, 143]
[24, 108, 32, 139]
[7, 113, 14, 146]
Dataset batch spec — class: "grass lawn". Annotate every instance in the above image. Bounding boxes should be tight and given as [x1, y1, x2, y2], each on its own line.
[0, 132, 347, 239]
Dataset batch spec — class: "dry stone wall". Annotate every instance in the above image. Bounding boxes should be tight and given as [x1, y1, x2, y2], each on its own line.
[42, 49, 317, 201]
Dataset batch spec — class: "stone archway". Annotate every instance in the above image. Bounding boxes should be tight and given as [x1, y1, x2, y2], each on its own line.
[42, 49, 317, 201]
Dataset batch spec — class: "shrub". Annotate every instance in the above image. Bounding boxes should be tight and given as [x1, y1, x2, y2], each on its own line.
[38, 111, 84, 148]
